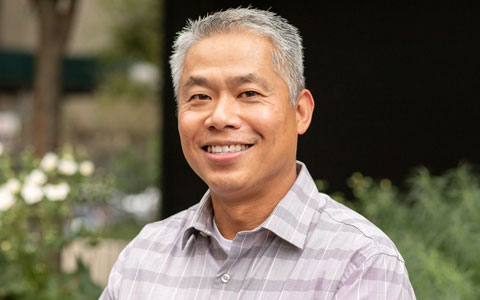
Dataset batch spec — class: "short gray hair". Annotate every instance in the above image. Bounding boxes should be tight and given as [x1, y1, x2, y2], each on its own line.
[169, 7, 305, 106]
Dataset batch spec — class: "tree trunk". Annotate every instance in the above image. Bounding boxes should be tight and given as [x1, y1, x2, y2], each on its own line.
[33, 0, 77, 157]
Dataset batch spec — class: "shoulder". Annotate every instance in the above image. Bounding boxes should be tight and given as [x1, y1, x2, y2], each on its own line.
[99, 203, 202, 299]
[316, 195, 416, 298]
[312, 192, 405, 263]
[307, 193, 414, 296]
[114, 203, 200, 268]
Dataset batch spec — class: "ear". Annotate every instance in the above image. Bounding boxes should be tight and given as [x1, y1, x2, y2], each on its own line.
[295, 89, 315, 135]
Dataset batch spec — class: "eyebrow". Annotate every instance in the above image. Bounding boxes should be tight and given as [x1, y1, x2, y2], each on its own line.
[182, 73, 271, 91]
[182, 76, 212, 90]
[228, 73, 270, 90]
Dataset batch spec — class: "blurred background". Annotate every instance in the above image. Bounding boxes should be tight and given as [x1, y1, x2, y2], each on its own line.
[1, 0, 161, 229]
[0, 0, 161, 298]
[0, 1, 479, 299]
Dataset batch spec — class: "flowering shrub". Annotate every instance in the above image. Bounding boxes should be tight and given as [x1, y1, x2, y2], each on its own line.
[0, 144, 113, 300]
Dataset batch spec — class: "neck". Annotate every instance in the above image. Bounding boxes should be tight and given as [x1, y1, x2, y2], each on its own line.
[211, 163, 298, 240]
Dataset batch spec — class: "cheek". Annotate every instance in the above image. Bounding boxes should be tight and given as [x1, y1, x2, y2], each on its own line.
[250, 108, 296, 140]
[247, 106, 282, 129]
[178, 114, 199, 151]
[178, 111, 199, 135]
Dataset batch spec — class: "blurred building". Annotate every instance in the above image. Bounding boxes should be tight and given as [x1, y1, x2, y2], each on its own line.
[0, 0, 107, 151]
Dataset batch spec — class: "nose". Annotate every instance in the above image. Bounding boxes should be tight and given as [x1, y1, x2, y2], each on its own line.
[204, 96, 241, 130]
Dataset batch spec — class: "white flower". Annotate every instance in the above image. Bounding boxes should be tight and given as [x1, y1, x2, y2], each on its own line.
[44, 182, 70, 201]
[21, 184, 44, 204]
[5, 178, 21, 194]
[79, 160, 95, 176]
[0, 188, 15, 211]
[25, 169, 47, 186]
[58, 159, 78, 175]
[40, 152, 58, 172]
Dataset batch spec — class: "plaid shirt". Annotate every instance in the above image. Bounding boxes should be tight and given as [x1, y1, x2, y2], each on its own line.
[100, 162, 416, 300]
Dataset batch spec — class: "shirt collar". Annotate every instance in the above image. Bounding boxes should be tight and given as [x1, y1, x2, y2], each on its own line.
[261, 161, 323, 249]
[181, 191, 214, 250]
[181, 161, 324, 250]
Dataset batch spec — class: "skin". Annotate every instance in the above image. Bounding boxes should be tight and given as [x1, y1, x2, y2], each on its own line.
[177, 30, 314, 239]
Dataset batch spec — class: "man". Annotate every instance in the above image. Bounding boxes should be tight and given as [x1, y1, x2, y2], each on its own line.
[100, 8, 416, 299]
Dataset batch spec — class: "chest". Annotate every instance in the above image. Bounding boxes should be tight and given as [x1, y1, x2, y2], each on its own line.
[117, 233, 352, 300]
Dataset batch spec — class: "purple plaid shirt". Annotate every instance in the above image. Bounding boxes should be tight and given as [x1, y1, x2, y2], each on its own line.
[100, 162, 416, 299]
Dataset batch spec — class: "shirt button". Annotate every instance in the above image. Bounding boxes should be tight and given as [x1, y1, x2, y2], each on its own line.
[220, 273, 231, 284]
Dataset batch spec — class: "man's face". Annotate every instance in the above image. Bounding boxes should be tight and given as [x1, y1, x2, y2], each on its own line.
[177, 31, 307, 201]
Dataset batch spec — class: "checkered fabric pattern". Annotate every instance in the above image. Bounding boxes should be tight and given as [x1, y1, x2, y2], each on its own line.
[100, 162, 416, 300]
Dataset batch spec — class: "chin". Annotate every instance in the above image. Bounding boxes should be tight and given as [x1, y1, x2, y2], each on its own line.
[205, 175, 249, 195]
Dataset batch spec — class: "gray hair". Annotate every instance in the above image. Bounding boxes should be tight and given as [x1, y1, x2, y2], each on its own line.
[169, 7, 305, 106]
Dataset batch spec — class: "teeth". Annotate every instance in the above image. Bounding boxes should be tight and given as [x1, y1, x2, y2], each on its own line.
[207, 144, 250, 154]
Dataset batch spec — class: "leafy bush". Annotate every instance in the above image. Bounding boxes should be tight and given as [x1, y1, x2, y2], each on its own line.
[0, 145, 113, 300]
[328, 163, 480, 299]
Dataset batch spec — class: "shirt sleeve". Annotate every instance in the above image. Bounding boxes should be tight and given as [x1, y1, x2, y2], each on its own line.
[98, 263, 123, 300]
[99, 239, 133, 300]
[334, 253, 416, 300]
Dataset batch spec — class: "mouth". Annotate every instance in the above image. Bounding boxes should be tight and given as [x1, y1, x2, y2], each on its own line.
[203, 144, 253, 154]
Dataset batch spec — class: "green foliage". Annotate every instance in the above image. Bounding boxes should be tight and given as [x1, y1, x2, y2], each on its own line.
[95, 71, 157, 104]
[101, 0, 162, 64]
[84, 0, 161, 197]
[0, 146, 113, 300]
[96, 218, 145, 240]
[340, 163, 480, 299]
[90, 0, 162, 107]
[105, 136, 160, 194]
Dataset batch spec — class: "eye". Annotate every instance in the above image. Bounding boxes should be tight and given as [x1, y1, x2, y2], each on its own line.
[239, 91, 261, 98]
[190, 94, 211, 101]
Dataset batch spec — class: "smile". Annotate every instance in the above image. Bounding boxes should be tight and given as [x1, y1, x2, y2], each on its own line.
[205, 144, 252, 154]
